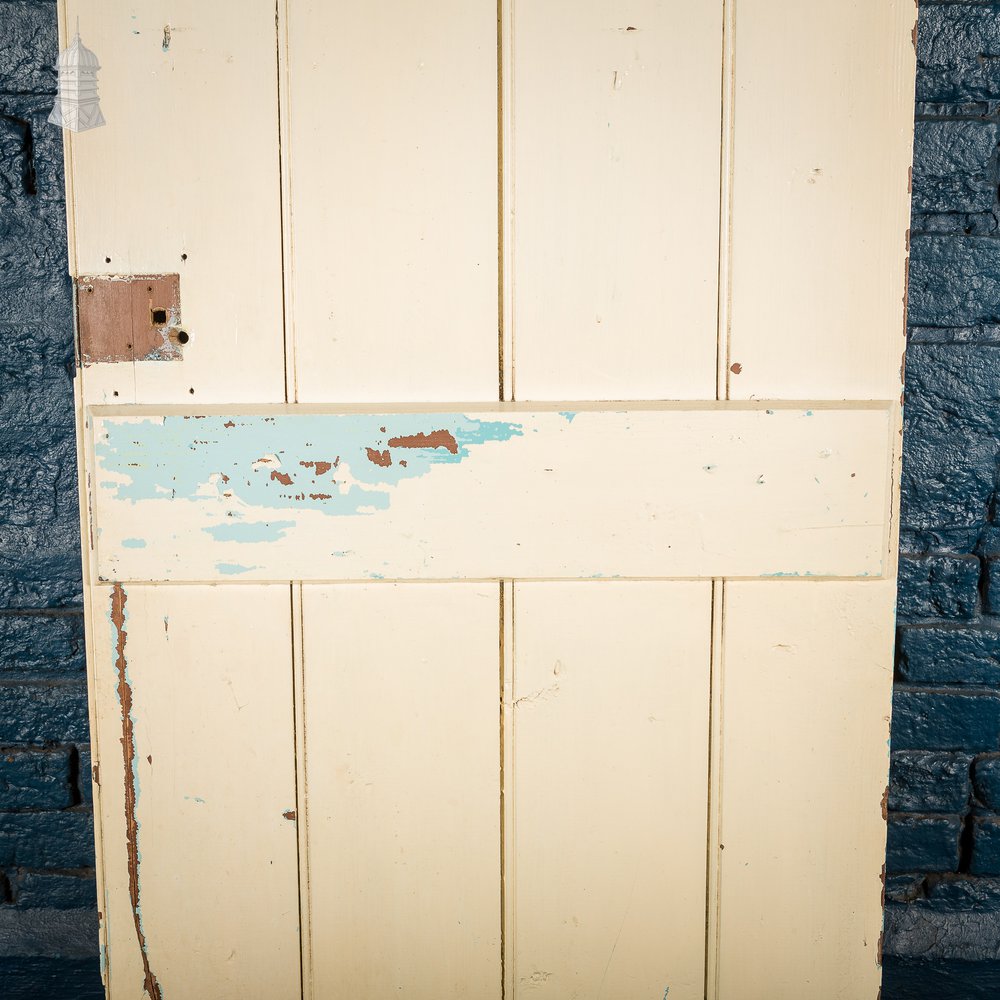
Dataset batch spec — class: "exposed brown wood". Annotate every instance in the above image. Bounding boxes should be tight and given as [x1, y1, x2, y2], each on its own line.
[77, 275, 184, 365]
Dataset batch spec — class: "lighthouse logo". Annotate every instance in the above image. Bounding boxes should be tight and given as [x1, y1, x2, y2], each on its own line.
[49, 25, 106, 132]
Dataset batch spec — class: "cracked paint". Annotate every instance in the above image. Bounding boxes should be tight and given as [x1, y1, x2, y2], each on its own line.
[109, 584, 162, 1000]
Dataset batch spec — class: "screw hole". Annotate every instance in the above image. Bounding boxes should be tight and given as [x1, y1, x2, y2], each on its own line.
[113, 391, 119, 397]
[151, 308, 168, 325]
[176, 330, 189, 344]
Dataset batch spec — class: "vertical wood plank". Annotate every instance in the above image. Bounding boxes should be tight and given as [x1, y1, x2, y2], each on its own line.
[90, 584, 301, 999]
[724, 0, 916, 400]
[715, 581, 895, 1000]
[63, 0, 287, 406]
[301, 584, 502, 999]
[511, 582, 712, 999]
[285, 1, 499, 403]
[509, 0, 723, 401]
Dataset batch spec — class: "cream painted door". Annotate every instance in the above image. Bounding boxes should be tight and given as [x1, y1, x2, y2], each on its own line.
[59, 2, 915, 998]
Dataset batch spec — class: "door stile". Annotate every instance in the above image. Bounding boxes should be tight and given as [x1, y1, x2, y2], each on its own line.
[73, 387, 115, 994]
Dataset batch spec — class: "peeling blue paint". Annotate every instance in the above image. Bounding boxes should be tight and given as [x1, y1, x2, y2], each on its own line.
[559, 411, 578, 423]
[97, 413, 524, 523]
[121, 538, 146, 549]
[216, 562, 257, 576]
[203, 520, 295, 544]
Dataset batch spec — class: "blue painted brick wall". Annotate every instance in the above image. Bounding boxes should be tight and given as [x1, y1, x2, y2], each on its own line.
[885, 2, 1000, 997]
[3, 2, 1000, 999]
[0, 2, 102, 997]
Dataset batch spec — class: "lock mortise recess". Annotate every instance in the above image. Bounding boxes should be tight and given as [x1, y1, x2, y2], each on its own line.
[76, 273, 184, 366]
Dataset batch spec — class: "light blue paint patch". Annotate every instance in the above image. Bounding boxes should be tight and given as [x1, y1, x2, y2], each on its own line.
[762, 570, 816, 578]
[216, 562, 257, 576]
[203, 520, 295, 544]
[100, 943, 107, 976]
[369, 572, 385, 580]
[184, 795, 206, 804]
[559, 411, 578, 423]
[97, 413, 524, 520]
[804, 410, 814, 416]
[121, 537, 147, 549]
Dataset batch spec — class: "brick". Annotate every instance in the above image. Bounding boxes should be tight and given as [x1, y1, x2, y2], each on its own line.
[0, 685, 88, 745]
[885, 873, 927, 904]
[897, 555, 980, 622]
[913, 210, 999, 238]
[900, 344, 1000, 535]
[908, 236, 1000, 329]
[912, 120, 998, 216]
[971, 816, 1000, 875]
[899, 627, 1000, 686]
[0, 615, 84, 678]
[973, 755, 1000, 809]
[0, 431, 82, 608]
[0, 748, 71, 810]
[0, 3, 58, 95]
[0, 958, 103, 1000]
[0, 811, 93, 869]
[882, 957, 1000, 998]
[890, 751, 972, 812]
[916, 4, 1000, 103]
[985, 559, 1000, 615]
[886, 813, 962, 873]
[891, 688, 1000, 752]
[9, 872, 96, 910]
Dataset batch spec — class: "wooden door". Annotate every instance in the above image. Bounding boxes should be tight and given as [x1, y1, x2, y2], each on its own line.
[58, 2, 916, 998]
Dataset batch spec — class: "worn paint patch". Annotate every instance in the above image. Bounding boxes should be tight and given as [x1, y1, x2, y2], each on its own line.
[109, 585, 162, 1000]
[203, 520, 295, 544]
[216, 562, 257, 576]
[121, 537, 147, 549]
[96, 413, 524, 525]
[386, 429, 458, 454]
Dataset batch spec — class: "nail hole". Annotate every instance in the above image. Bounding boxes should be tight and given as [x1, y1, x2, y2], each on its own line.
[188, 387, 195, 394]
[113, 391, 119, 397]
[181, 253, 188, 261]
[105, 256, 111, 264]
[176, 330, 189, 344]
[151, 308, 168, 325]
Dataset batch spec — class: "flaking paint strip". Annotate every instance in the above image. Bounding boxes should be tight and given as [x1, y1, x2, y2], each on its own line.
[109, 584, 163, 1000]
